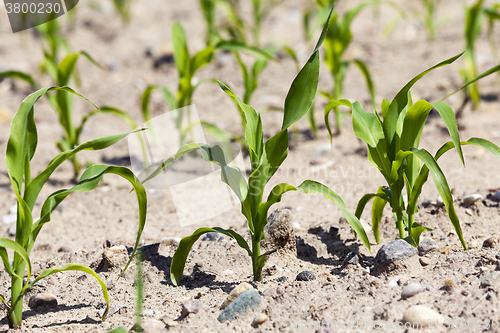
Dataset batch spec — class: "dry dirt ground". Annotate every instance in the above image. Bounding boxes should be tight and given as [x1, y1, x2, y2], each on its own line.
[1, 0, 500, 332]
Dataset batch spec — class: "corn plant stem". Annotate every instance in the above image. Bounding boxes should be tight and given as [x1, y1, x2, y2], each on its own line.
[408, 212, 415, 234]
[333, 74, 343, 132]
[9, 261, 25, 329]
[394, 211, 405, 239]
[251, 239, 262, 281]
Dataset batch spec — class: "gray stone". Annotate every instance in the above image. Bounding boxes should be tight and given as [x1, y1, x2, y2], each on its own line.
[493, 191, 500, 202]
[222, 282, 253, 309]
[418, 238, 437, 256]
[202, 232, 219, 241]
[374, 240, 420, 276]
[217, 289, 261, 322]
[401, 283, 423, 299]
[276, 276, 287, 283]
[7, 226, 16, 237]
[28, 293, 57, 309]
[182, 300, 201, 316]
[343, 252, 360, 265]
[462, 193, 483, 205]
[481, 271, 500, 288]
[262, 209, 295, 255]
[296, 271, 316, 281]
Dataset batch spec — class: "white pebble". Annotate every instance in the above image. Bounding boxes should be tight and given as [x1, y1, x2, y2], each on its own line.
[388, 279, 398, 288]
[462, 194, 483, 205]
[401, 283, 423, 299]
[403, 305, 445, 328]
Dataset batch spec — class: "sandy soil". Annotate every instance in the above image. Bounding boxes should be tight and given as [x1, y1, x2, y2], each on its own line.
[1, 0, 500, 332]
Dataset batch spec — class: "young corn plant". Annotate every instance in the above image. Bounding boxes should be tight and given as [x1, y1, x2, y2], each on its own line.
[0, 52, 140, 178]
[320, 1, 380, 134]
[417, 0, 442, 40]
[1, 87, 147, 329]
[325, 54, 500, 248]
[141, 7, 370, 284]
[142, 22, 274, 146]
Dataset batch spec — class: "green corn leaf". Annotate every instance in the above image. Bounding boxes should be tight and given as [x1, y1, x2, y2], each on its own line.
[76, 106, 139, 140]
[442, 63, 500, 101]
[6, 86, 97, 196]
[141, 85, 158, 122]
[0, 71, 37, 89]
[464, 0, 484, 48]
[282, 4, 334, 130]
[324, 99, 352, 141]
[0, 238, 32, 279]
[383, 53, 463, 145]
[57, 51, 102, 86]
[170, 227, 251, 286]
[26, 264, 109, 320]
[409, 147, 465, 249]
[191, 47, 215, 74]
[215, 40, 276, 60]
[30, 166, 147, 278]
[353, 59, 376, 110]
[431, 101, 464, 165]
[372, 187, 388, 244]
[24, 131, 138, 211]
[218, 80, 263, 167]
[282, 51, 320, 130]
[381, 98, 390, 119]
[172, 23, 190, 77]
[297, 180, 370, 250]
[409, 222, 431, 246]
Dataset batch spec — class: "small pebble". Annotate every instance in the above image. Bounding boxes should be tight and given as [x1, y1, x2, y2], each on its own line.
[139, 318, 165, 333]
[388, 279, 398, 288]
[7, 226, 16, 237]
[419, 257, 430, 266]
[222, 282, 254, 309]
[222, 269, 234, 276]
[252, 313, 268, 327]
[160, 237, 181, 246]
[98, 306, 122, 318]
[28, 293, 57, 310]
[182, 300, 201, 316]
[492, 191, 500, 202]
[218, 290, 261, 323]
[58, 245, 71, 253]
[296, 271, 316, 281]
[202, 232, 219, 241]
[401, 283, 423, 299]
[462, 193, 483, 205]
[481, 271, 500, 288]
[444, 279, 456, 293]
[483, 237, 496, 248]
[276, 276, 287, 283]
[402, 305, 445, 328]
[362, 267, 370, 275]
[440, 246, 452, 255]
[343, 252, 360, 265]
[462, 290, 471, 296]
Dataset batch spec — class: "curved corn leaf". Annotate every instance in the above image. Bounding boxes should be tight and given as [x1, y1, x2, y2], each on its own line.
[0, 70, 37, 89]
[7, 86, 97, 197]
[324, 99, 352, 141]
[140, 142, 248, 202]
[215, 41, 276, 60]
[218, 80, 263, 168]
[26, 264, 109, 320]
[0, 238, 31, 280]
[383, 53, 463, 145]
[313, 4, 335, 52]
[29, 166, 147, 278]
[141, 85, 158, 122]
[170, 227, 251, 286]
[172, 23, 190, 77]
[408, 147, 465, 249]
[353, 59, 376, 110]
[431, 101, 464, 165]
[24, 131, 139, 211]
[191, 47, 214, 74]
[441, 63, 500, 101]
[372, 187, 389, 244]
[57, 51, 102, 86]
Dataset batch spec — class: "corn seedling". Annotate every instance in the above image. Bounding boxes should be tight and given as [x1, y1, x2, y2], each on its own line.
[320, 1, 383, 134]
[141, 22, 274, 146]
[418, 0, 442, 40]
[0, 52, 140, 178]
[325, 54, 500, 248]
[1, 87, 147, 329]
[140, 7, 370, 284]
